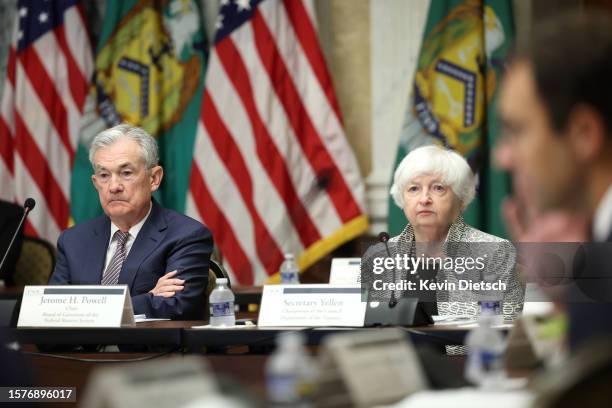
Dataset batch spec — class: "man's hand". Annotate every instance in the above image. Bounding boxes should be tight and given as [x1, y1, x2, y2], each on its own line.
[503, 198, 589, 242]
[503, 197, 589, 303]
[149, 270, 185, 297]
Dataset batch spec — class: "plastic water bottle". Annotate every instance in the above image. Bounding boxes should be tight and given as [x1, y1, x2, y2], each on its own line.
[266, 332, 317, 407]
[280, 253, 300, 284]
[464, 311, 506, 387]
[479, 300, 504, 326]
[209, 278, 235, 327]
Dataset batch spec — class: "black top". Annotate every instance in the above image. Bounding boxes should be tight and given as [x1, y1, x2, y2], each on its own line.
[0, 200, 24, 285]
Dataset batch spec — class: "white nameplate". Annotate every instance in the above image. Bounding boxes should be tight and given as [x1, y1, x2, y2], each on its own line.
[18, 285, 135, 328]
[258, 284, 366, 327]
[329, 257, 361, 285]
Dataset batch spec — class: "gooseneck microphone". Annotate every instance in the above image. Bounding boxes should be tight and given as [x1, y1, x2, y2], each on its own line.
[0, 198, 36, 273]
[378, 232, 398, 308]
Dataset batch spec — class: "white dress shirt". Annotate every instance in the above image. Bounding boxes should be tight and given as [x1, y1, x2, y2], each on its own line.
[103, 203, 152, 272]
[593, 183, 612, 242]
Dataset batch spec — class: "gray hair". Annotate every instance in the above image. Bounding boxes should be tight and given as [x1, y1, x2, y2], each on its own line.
[89, 124, 159, 170]
[389, 145, 477, 209]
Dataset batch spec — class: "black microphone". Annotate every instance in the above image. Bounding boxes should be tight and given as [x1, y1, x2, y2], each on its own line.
[378, 232, 398, 308]
[0, 198, 36, 274]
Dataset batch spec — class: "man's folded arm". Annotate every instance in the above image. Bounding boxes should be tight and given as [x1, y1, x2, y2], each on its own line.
[131, 225, 213, 320]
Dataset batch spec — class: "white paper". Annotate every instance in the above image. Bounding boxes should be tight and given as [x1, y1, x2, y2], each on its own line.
[329, 258, 361, 285]
[390, 388, 534, 408]
[134, 317, 170, 323]
[190, 324, 257, 330]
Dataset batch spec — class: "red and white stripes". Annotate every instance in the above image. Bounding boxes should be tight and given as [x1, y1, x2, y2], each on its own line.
[187, 0, 366, 284]
[0, 3, 92, 244]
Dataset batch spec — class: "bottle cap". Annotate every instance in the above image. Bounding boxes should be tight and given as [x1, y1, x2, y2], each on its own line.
[216, 278, 228, 284]
[284, 253, 295, 260]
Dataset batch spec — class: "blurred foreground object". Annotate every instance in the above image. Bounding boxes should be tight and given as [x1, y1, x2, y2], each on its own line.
[316, 328, 427, 407]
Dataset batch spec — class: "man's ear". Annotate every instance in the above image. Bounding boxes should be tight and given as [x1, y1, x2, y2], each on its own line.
[150, 166, 163, 192]
[91, 174, 100, 191]
[566, 105, 606, 162]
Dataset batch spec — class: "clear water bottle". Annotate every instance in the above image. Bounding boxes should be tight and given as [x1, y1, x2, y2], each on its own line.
[465, 311, 506, 387]
[280, 253, 300, 284]
[479, 300, 504, 326]
[209, 278, 235, 327]
[266, 332, 317, 407]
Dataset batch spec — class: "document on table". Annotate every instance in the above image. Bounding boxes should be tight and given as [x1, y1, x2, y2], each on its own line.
[432, 315, 476, 324]
[432, 315, 513, 329]
[390, 388, 534, 408]
[134, 314, 170, 323]
[191, 324, 258, 329]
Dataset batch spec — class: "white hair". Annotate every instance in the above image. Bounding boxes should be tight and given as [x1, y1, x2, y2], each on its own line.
[89, 124, 159, 171]
[389, 145, 477, 209]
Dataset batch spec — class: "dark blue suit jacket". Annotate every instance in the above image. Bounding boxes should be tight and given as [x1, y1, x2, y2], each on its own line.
[49, 201, 213, 320]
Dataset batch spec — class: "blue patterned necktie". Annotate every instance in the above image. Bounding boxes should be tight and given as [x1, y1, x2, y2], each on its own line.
[101, 230, 130, 285]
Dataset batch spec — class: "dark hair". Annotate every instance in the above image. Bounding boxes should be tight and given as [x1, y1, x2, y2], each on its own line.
[515, 11, 612, 135]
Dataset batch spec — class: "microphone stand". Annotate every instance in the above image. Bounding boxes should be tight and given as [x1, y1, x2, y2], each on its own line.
[378, 232, 398, 308]
[0, 199, 35, 274]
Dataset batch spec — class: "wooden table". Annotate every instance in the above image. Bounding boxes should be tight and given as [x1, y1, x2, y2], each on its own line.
[3, 320, 520, 407]
[21, 351, 268, 408]
[7, 319, 472, 350]
[13, 323, 472, 408]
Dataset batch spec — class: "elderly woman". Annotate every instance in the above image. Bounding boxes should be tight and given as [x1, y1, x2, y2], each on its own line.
[387, 145, 524, 321]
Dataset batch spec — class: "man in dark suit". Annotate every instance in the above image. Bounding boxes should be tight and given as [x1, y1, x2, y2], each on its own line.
[0, 200, 24, 286]
[496, 11, 612, 351]
[49, 124, 213, 320]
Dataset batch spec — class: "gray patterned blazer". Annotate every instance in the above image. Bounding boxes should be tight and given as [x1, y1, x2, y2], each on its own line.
[389, 217, 525, 321]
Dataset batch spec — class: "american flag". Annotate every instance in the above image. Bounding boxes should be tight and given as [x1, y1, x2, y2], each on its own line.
[0, 0, 92, 244]
[187, 0, 368, 284]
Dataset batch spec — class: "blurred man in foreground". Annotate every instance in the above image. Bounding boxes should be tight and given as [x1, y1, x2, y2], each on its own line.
[49, 124, 213, 320]
[496, 11, 612, 351]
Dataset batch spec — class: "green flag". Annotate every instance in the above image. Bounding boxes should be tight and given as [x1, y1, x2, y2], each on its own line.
[387, 0, 514, 237]
[70, 0, 208, 223]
